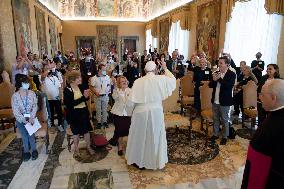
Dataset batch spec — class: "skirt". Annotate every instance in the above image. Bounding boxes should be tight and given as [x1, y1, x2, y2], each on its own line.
[113, 114, 131, 138]
[70, 107, 93, 135]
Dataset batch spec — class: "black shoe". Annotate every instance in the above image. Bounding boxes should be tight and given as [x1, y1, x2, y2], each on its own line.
[132, 163, 145, 170]
[23, 152, 31, 162]
[108, 138, 118, 146]
[210, 135, 219, 141]
[220, 138, 227, 145]
[118, 150, 123, 156]
[32, 150, 38, 160]
[97, 123, 102, 129]
[103, 122, 109, 128]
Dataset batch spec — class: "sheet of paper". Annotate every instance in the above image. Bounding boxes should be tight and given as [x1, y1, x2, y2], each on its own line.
[25, 118, 42, 136]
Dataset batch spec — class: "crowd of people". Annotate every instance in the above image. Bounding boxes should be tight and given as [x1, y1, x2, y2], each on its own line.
[0, 44, 283, 187]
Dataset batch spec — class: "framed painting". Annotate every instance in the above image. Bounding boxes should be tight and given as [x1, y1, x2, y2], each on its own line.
[120, 36, 139, 58]
[48, 16, 57, 56]
[75, 36, 96, 59]
[196, 0, 221, 63]
[159, 18, 170, 54]
[96, 25, 118, 58]
[12, 0, 33, 56]
[35, 6, 47, 57]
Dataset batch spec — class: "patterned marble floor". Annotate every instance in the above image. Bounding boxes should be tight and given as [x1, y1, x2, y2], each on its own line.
[0, 117, 249, 189]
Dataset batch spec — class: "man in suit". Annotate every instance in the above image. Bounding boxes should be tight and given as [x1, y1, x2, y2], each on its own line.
[148, 44, 159, 59]
[209, 56, 236, 145]
[241, 79, 284, 189]
[54, 51, 68, 65]
[80, 52, 97, 88]
[166, 51, 185, 78]
[140, 50, 148, 76]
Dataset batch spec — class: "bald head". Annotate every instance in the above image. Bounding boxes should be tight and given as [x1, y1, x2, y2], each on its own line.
[260, 79, 284, 111]
[172, 51, 178, 60]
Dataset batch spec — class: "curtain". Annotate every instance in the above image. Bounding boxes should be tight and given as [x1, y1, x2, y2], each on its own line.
[265, 0, 284, 15]
[146, 29, 158, 51]
[168, 20, 190, 60]
[224, 0, 283, 67]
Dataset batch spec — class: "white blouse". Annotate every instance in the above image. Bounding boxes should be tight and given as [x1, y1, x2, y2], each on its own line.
[111, 88, 134, 116]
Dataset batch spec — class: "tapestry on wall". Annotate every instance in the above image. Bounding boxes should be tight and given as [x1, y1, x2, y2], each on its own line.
[96, 25, 118, 58]
[48, 16, 57, 56]
[12, 0, 33, 56]
[35, 6, 48, 57]
[0, 27, 4, 72]
[159, 18, 170, 54]
[196, 0, 221, 63]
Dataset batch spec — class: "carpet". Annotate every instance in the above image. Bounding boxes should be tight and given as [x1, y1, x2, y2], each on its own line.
[167, 128, 219, 165]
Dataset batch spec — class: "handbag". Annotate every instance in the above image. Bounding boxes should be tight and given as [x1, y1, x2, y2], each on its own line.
[91, 132, 112, 150]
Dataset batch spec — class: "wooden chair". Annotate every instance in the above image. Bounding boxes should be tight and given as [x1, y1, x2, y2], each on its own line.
[242, 80, 258, 136]
[163, 79, 180, 113]
[200, 82, 213, 135]
[0, 82, 15, 129]
[16, 92, 49, 154]
[180, 73, 194, 115]
[88, 92, 96, 118]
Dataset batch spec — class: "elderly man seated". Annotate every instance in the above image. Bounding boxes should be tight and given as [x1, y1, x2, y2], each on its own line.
[242, 79, 284, 188]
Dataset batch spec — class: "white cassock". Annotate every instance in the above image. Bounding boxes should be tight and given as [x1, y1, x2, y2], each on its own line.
[126, 69, 176, 169]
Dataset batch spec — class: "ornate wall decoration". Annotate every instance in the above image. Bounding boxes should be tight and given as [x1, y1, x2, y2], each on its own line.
[159, 18, 170, 53]
[97, 0, 115, 17]
[96, 25, 118, 57]
[12, 0, 33, 56]
[196, 0, 221, 63]
[48, 16, 57, 56]
[35, 6, 48, 57]
[39, 0, 60, 16]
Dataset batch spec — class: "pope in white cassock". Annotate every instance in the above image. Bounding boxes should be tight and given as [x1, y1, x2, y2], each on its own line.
[126, 61, 176, 170]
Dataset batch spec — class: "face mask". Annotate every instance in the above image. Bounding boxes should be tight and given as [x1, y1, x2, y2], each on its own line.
[102, 70, 107, 76]
[21, 83, 30, 90]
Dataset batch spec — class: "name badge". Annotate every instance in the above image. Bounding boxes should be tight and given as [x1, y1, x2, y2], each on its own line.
[87, 72, 91, 76]
[205, 71, 209, 75]
[23, 68, 28, 75]
[24, 113, 31, 118]
[259, 62, 262, 65]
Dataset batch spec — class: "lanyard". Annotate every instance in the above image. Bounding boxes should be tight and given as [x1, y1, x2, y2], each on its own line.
[19, 90, 29, 113]
[99, 76, 104, 89]
[48, 76, 56, 85]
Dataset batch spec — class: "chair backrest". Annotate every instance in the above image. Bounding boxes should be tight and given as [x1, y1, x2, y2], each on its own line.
[163, 79, 180, 113]
[0, 82, 15, 109]
[36, 92, 48, 122]
[180, 73, 194, 97]
[200, 81, 213, 111]
[243, 80, 257, 108]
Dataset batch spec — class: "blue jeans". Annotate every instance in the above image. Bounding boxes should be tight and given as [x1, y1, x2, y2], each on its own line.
[212, 103, 230, 138]
[16, 121, 37, 153]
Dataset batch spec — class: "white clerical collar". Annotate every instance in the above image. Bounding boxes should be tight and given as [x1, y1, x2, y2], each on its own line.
[270, 105, 284, 112]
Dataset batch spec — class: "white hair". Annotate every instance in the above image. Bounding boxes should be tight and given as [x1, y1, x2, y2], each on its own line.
[265, 79, 284, 104]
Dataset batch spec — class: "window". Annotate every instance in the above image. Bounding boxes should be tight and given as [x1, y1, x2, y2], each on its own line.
[224, 0, 283, 67]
